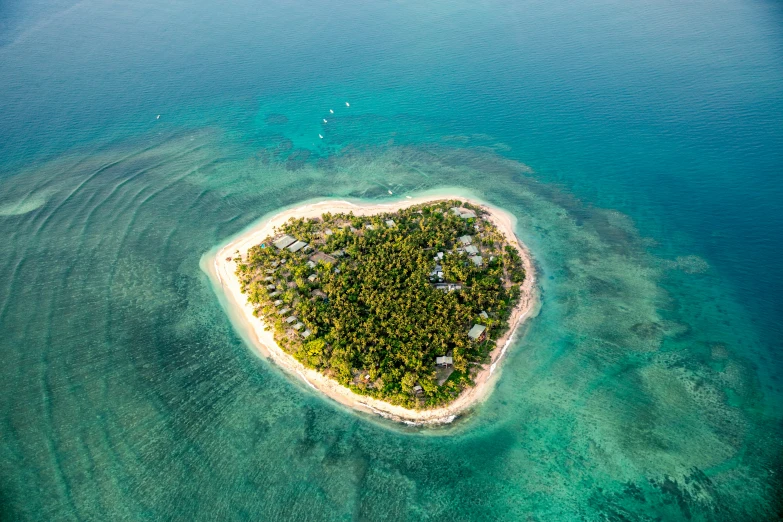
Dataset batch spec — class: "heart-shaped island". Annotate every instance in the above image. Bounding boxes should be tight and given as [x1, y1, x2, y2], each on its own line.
[207, 196, 537, 425]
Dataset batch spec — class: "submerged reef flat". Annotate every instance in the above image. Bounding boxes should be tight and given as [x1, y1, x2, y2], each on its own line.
[3, 130, 778, 519]
[209, 196, 538, 424]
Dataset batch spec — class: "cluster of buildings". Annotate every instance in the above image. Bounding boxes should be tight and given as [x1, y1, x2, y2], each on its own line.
[264, 205, 494, 393]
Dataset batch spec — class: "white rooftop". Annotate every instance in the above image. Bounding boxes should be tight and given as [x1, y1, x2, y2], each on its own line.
[288, 240, 308, 252]
[468, 324, 486, 340]
[273, 235, 296, 249]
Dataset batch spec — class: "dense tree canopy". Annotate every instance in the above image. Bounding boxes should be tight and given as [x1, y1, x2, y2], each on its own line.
[236, 200, 525, 408]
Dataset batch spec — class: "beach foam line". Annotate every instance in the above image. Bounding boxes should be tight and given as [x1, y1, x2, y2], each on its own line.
[296, 370, 317, 390]
[214, 259, 222, 285]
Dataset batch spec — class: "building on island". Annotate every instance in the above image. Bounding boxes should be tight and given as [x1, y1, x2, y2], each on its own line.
[385, 219, 395, 227]
[459, 235, 472, 245]
[465, 245, 479, 255]
[470, 255, 483, 267]
[310, 252, 337, 265]
[468, 324, 487, 341]
[273, 235, 297, 250]
[450, 207, 477, 219]
[435, 283, 462, 292]
[436, 356, 453, 367]
[288, 240, 308, 253]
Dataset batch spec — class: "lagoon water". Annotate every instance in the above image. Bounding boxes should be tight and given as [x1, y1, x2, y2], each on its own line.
[1, 0, 782, 519]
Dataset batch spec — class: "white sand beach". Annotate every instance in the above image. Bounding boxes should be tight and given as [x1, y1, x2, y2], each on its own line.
[204, 195, 538, 425]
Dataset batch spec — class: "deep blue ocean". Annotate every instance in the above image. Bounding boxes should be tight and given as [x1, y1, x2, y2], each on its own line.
[1, 0, 782, 519]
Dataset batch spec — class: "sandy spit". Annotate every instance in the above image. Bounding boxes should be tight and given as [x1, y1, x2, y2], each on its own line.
[203, 194, 539, 425]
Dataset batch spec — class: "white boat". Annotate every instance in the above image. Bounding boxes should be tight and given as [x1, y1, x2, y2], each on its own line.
[388, 190, 393, 195]
[329, 109, 334, 114]
[323, 119, 327, 123]
[318, 134, 323, 139]
[156, 115, 160, 119]
[345, 102, 350, 107]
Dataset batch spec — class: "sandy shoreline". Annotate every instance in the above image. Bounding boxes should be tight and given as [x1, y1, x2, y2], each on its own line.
[203, 195, 539, 425]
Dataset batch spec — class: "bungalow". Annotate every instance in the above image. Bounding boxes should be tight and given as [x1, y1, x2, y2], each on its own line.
[269, 291, 280, 297]
[308, 274, 317, 282]
[310, 252, 337, 265]
[311, 289, 327, 299]
[436, 356, 453, 367]
[470, 255, 483, 267]
[288, 240, 308, 253]
[385, 219, 395, 227]
[365, 224, 375, 230]
[285, 316, 297, 324]
[266, 284, 276, 290]
[301, 329, 312, 339]
[480, 310, 489, 319]
[293, 322, 304, 330]
[468, 324, 487, 341]
[435, 283, 462, 292]
[273, 235, 297, 250]
[307, 260, 316, 269]
[277, 307, 290, 316]
[324, 228, 334, 236]
[450, 207, 477, 219]
[459, 235, 472, 245]
[273, 299, 283, 307]
[465, 245, 479, 255]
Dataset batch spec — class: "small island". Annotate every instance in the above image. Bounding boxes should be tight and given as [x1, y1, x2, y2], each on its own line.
[209, 196, 537, 424]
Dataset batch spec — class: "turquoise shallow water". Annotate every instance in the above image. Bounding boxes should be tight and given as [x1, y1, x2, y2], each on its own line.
[1, 0, 782, 520]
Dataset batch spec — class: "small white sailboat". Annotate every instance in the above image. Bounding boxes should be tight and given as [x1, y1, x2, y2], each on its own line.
[323, 119, 328, 123]
[319, 134, 323, 139]
[345, 102, 350, 107]
[329, 109, 334, 114]
[388, 190, 393, 195]
[156, 115, 160, 119]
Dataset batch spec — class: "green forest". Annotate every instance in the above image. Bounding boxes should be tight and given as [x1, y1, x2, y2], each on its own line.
[235, 200, 525, 408]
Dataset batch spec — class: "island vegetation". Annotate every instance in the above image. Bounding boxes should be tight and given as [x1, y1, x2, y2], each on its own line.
[234, 200, 526, 409]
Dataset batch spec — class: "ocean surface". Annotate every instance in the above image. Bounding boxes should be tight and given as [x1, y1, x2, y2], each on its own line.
[1, 0, 782, 519]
